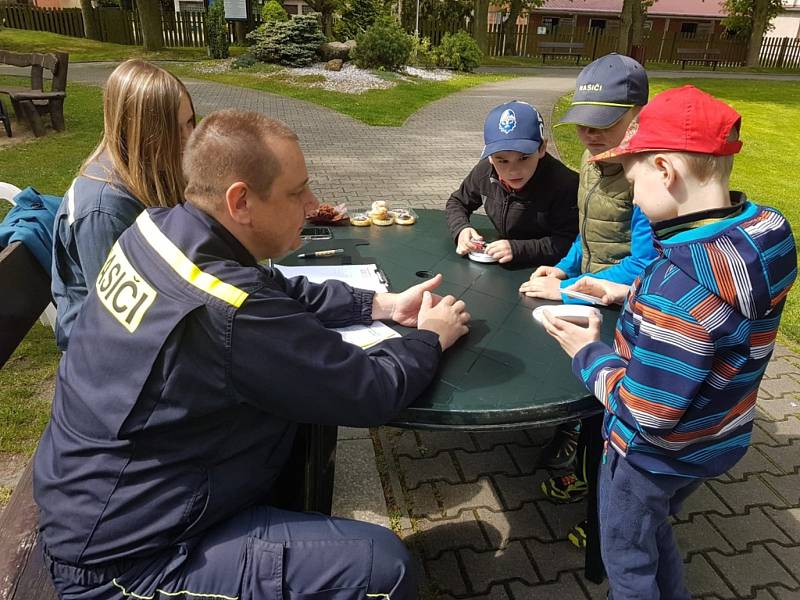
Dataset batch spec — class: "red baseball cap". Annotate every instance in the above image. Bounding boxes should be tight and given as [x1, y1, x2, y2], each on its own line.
[589, 85, 743, 162]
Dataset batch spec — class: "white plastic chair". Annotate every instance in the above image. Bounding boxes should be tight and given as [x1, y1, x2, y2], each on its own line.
[1, 181, 58, 332]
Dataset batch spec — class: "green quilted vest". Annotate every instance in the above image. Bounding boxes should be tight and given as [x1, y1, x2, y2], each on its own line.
[578, 150, 634, 273]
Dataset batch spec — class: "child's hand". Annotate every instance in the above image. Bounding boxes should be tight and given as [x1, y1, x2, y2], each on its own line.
[528, 266, 566, 280]
[568, 277, 630, 306]
[519, 275, 563, 300]
[456, 228, 482, 255]
[541, 310, 601, 358]
[485, 240, 513, 263]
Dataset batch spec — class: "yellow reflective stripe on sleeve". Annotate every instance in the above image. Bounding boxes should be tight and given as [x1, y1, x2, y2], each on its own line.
[136, 211, 249, 308]
[112, 578, 239, 600]
[366, 595, 391, 598]
[570, 101, 636, 108]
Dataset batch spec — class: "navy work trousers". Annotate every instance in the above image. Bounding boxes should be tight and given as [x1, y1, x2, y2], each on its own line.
[598, 449, 703, 600]
[46, 505, 415, 600]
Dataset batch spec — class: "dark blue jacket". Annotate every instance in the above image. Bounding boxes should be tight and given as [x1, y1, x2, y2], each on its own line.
[34, 202, 441, 566]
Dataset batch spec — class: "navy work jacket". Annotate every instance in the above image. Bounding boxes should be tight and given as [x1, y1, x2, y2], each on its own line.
[34, 202, 441, 566]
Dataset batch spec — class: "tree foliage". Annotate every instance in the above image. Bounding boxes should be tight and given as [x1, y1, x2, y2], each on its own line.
[261, 0, 290, 22]
[723, 0, 783, 37]
[303, 0, 340, 38]
[336, 0, 382, 41]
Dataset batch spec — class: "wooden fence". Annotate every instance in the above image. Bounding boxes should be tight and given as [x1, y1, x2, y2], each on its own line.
[0, 4, 255, 47]
[2, 3, 800, 68]
[483, 26, 759, 67]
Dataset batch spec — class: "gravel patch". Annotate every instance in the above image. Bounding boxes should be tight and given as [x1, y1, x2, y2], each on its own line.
[188, 60, 453, 94]
[402, 66, 453, 81]
[287, 63, 395, 94]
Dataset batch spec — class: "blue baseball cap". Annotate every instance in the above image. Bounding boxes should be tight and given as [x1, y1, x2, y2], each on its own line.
[559, 53, 649, 129]
[480, 101, 545, 160]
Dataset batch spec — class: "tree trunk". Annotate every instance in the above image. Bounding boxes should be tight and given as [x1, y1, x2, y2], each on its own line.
[617, 0, 634, 53]
[138, 0, 164, 51]
[473, 0, 489, 55]
[501, 0, 521, 56]
[321, 10, 334, 38]
[79, 0, 101, 41]
[631, 0, 646, 46]
[746, 0, 770, 67]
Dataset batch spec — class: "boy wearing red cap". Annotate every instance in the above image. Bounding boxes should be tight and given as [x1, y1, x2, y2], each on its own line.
[541, 85, 797, 598]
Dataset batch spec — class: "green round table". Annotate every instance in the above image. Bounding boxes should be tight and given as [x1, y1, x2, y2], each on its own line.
[286, 209, 619, 431]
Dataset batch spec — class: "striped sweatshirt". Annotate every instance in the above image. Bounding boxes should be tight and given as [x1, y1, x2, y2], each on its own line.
[573, 196, 796, 478]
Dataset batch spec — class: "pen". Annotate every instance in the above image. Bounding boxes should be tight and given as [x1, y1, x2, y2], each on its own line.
[297, 249, 344, 259]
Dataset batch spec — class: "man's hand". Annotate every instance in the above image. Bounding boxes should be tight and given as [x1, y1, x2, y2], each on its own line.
[528, 265, 566, 280]
[567, 277, 630, 306]
[485, 240, 513, 264]
[456, 227, 482, 256]
[541, 310, 601, 358]
[372, 274, 445, 327]
[519, 275, 563, 300]
[418, 291, 470, 350]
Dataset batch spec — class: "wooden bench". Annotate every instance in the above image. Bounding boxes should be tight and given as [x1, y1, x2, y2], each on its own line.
[0, 240, 58, 600]
[676, 47, 721, 70]
[0, 51, 69, 138]
[539, 42, 585, 64]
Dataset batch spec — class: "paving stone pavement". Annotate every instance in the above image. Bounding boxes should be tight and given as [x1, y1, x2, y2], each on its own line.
[9, 62, 800, 600]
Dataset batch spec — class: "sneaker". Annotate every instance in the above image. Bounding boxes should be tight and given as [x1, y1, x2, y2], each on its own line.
[568, 519, 588, 550]
[540, 471, 588, 504]
[539, 425, 579, 469]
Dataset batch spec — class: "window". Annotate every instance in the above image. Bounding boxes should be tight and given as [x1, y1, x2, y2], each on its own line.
[283, 3, 298, 13]
[541, 16, 559, 33]
[589, 18, 606, 30]
[680, 22, 698, 35]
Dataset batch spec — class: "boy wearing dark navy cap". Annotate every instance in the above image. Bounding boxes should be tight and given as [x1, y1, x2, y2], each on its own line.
[446, 100, 579, 266]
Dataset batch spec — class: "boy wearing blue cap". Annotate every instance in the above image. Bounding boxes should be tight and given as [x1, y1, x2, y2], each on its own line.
[445, 100, 579, 266]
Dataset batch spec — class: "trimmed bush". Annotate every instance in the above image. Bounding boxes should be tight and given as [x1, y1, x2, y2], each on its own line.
[231, 53, 258, 69]
[409, 35, 435, 68]
[247, 14, 326, 67]
[261, 0, 289, 22]
[435, 31, 481, 72]
[207, 0, 230, 59]
[351, 16, 412, 71]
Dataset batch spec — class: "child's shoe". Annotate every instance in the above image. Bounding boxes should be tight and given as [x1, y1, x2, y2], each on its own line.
[538, 423, 580, 469]
[540, 471, 588, 503]
[568, 519, 588, 550]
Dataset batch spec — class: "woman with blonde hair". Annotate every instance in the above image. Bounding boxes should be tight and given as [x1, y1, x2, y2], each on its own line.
[51, 59, 195, 350]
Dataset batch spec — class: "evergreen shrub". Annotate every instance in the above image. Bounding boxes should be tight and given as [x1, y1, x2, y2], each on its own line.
[207, 0, 230, 59]
[247, 14, 326, 67]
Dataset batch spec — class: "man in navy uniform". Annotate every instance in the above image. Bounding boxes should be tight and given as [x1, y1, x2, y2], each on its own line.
[34, 110, 471, 600]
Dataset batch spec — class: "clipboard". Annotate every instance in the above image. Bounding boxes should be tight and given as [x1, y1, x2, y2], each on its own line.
[273, 263, 389, 293]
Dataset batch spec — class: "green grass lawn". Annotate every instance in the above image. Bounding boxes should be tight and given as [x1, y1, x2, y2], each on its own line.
[0, 75, 104, 200]
[551, 77, 800, 347]
[0, 28, 245, 62]
[482, 54, 800, 75]
[169, 62, 515, 127]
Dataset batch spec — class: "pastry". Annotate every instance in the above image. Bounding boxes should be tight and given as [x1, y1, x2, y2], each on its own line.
[369, 200, 394, 226]
[394, 210, 416, 226]
[350, 213, 372, 227]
